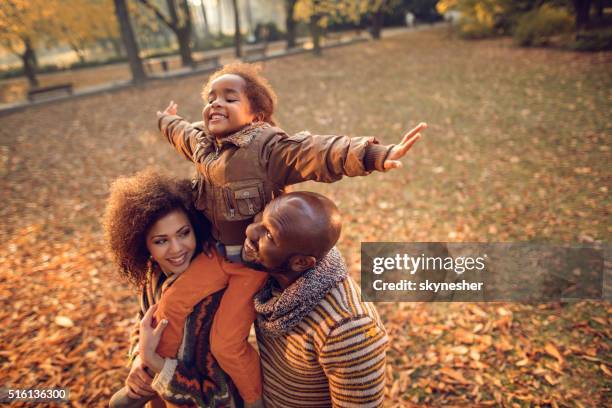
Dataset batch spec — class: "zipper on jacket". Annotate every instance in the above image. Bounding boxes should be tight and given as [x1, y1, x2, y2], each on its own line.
[203, 142, 224, 231]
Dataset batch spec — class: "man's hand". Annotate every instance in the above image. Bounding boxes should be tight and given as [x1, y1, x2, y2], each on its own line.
[125, 355, 155, 399]
[383, 122, 427, 171]
[157, 100, 178, 117]
[139, 304, 168, 374]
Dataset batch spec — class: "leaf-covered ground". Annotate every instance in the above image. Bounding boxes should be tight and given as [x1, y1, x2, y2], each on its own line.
[1, 27, 610, 407]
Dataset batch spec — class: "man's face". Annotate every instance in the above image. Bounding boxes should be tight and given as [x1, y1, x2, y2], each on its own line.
[242, 202, 298, 272]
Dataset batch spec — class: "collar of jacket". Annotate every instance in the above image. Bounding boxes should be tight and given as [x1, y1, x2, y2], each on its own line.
[195, 121, 270, 152]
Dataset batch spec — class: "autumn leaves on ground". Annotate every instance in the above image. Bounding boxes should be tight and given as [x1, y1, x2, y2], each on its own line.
[1, 27, 610, 407]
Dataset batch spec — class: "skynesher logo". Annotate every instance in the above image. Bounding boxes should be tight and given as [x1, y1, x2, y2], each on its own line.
[372, 253, 487, 275]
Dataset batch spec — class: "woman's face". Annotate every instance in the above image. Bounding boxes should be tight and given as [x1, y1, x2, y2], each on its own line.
[146, 210, 196, 277]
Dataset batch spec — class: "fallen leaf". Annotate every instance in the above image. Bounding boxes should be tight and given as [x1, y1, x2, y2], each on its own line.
[544, 374, 559, 386]
[544, 343, 564, 364]
[439, 367, 470, 384]
[55, 315, 74, 328]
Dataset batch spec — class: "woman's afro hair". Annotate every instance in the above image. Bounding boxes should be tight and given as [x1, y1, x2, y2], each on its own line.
[102, 168, 207, 287]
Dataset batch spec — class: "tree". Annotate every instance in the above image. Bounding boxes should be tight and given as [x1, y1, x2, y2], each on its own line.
[437, 0, 592, 37]
[244, 0, 255, 38]
[0, 0, 55, 87]
[200, 0, 211, 38]
[572, 0, 591, 30]
[369, 0, 386, 39]
[51, 0, 120, 64]
[138, 0, 194, 66]
[403, 0, 442, 22]
[294, 0, 342, 55]
[113, 0, 146, 82]
[285, 0, 298, 49]
[231, 0, 242, 57]
[217, 0, 223, 36]
[294, 0, 396, 54]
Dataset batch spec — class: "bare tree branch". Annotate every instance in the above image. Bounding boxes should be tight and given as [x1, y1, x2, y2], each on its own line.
[138, 0, 174, 29]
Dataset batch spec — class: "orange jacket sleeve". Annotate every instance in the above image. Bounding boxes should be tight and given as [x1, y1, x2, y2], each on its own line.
[209, 261, 269, 403]
[154, 252, 229, 358]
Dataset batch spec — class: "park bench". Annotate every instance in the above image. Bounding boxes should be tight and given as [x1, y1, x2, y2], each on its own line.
[27, 83, 73, 101]
[325, 31, 343, 43]
[192, 55, 220, 70]
[243, 43, 268, 62]
[144, 58, 171, 74]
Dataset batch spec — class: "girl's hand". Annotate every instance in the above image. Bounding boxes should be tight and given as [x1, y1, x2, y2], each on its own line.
[138, 304, 168, 373]
[157, 100, 178, 117]
[125, 355, 155, 399]
[383, 122, 427, 171]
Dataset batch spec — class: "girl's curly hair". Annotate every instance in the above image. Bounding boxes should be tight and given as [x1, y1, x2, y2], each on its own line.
[202, 62, 278, 126]
[103, 168, 208, 288]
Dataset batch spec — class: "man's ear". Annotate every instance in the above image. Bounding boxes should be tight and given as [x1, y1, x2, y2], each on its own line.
[289, 255, 316, 273]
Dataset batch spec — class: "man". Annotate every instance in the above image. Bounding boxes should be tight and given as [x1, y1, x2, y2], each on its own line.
[242, 191, 388, 408]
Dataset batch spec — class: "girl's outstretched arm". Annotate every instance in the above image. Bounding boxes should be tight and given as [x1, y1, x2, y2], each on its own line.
[261, 121, 426, 186]
[157, 100, 204, 162]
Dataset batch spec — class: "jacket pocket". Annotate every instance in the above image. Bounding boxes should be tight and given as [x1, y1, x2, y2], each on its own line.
[222, 181, 264, 220]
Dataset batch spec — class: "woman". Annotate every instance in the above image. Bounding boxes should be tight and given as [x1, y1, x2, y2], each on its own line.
[103, 168, 240, 407]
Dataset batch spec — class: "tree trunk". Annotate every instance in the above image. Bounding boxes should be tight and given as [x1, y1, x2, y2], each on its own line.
[573, 0, 592, 31]
[309, 14, 322, 56]
[244, 0, 254, 37]
[285, 0, 297, 49]
[22, 39, 39, 88]
[113, 0, 146, 83]
[178, 0, 194, 65]
[200, 0, 211, 37]
[231, 0, 242, 57]
[176, 27, 194, 65]
[70, 43, 86, 64]
[217, 0, 223, 36]
[370, 10, 384, 40]
[595, 0, 603, 21]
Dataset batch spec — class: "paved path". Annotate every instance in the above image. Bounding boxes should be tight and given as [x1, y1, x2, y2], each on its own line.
[0, 25, 436, 116]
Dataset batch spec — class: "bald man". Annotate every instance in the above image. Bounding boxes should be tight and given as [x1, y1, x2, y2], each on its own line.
[242, 192, 388, 408]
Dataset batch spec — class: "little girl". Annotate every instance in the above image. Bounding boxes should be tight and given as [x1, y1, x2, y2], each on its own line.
[151, 63, 426, 406]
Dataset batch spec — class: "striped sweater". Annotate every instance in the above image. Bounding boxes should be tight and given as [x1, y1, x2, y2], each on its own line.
[256, 277, 388, 408]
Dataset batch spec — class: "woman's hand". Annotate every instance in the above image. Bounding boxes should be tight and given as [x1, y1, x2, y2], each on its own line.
[202, 240, 215, 259]
[125, 355, 156, 399]
[157, 100, 178, 117]
[383, 122, 427, 171]
[138, 304, 168, 374]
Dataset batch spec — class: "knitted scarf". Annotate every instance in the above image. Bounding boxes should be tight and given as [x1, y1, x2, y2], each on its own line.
[254, 247, 348, 337]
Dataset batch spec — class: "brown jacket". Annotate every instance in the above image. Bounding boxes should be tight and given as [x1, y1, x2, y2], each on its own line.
[159, 115, 392, 245]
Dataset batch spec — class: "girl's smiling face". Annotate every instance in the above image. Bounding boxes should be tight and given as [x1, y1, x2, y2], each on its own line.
[203, 74, 257, 138]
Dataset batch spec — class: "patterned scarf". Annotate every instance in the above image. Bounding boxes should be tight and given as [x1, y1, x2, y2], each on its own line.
[254, 247, 348, 337]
